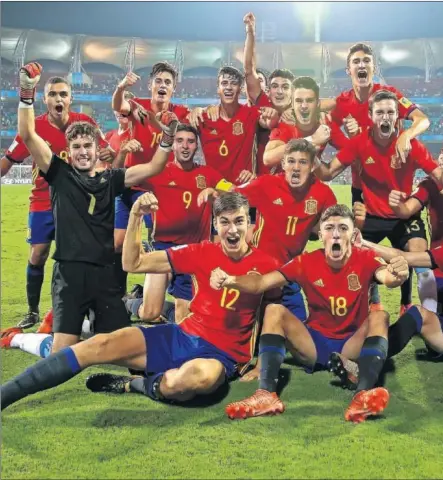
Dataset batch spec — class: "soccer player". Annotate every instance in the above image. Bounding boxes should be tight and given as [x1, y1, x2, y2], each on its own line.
[263, 76, 349, 170]
[14, 62, 177, 353]
[315, 89, 443, 314]
[192, 66, 279, 185]
[0, 76, 114, 329]
[111, 62, 190, 294]
[1, 192, 281, 411]
[210, 204, 409, 423]
[126, 124, 232, 324]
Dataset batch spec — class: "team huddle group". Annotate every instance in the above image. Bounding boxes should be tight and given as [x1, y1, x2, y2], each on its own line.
[2, 13, 443, 424]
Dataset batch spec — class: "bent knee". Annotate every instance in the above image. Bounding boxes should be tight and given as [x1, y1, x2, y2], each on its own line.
[369, 310, 390, 326]
[139, 304, 162, 322]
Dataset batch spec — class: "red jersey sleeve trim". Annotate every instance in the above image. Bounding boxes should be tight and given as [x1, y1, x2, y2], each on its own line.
[5, 154, 24, 164]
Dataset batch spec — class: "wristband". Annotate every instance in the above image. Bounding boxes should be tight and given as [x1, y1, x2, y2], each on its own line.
[19, 101, 34, 109]
[304, 136, 313, 142]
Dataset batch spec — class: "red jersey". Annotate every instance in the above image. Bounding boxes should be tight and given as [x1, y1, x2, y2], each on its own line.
[141, 162, 223, 244]
[269, 118, 349, 157]
[236, 174, 336, 264]
[126, 98, 189, 170]
[5, 112, 108, 212]
[331, 84, 417, 189]
[105, 128, 130, 154]
[337, 129, 437, 218]
[199, 104, 261, 184]
[167, 241, 280, 363]
[279, 247, 386, 338]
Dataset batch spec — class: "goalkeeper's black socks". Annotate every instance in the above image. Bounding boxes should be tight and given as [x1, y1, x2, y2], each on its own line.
[26, 262, 44, 313]
[355, 336, 388, 393]
[388, 305, 423, 358]
[400, 269, 413, 306]
[258, 334, 286, 393]
[113, 252, 128, 297]
[130, 373, 165, 401]
[1, 347, 82, 410]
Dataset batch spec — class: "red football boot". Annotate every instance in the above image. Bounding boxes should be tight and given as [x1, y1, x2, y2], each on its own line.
[345, 387, 390, 424]
[37, 309, 53, 334]
[225, 389, 285, 420]
[0, 327, 23, 348]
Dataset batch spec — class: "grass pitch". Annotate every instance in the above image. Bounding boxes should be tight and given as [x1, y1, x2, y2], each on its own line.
[1, 185, 443, 479]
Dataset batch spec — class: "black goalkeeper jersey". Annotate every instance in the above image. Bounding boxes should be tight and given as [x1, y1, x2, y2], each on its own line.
[41, 154, 126, 265]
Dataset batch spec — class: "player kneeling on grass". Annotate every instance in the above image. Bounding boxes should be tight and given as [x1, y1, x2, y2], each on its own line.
[210, 204, 410, 423]
[1, 192, 281, 411]
[328, 240, 443, 388]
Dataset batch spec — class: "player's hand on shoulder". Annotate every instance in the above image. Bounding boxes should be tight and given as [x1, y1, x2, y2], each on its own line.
[343, 115, 360, 137]
[197, 187, 219, 207]
[210, 267, 232, 290]
[132, 192, 159, 216]
[280, 108, 297, 126]
[395, 131, 412, 164]
[187, 107, 204, 128]
[206, 105, 220, 122]
[236, 170, 255, 185]
[388, 256, 410, 281]
[118, 71, 140, 90]
[243, 12, 256, 32]
[121, 139, 143, 154]
[388, 190, 407, 209]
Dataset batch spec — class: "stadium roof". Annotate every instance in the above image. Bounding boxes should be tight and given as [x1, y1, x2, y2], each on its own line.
[2, 27, 443, 79]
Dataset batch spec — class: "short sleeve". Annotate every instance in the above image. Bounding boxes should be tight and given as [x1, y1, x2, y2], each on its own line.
[336, 135, 361, 167]
[269, 124, 293, 143]
[254, 92, 272, 108]
[388, 86, 417, 119]
[5, 135, 30, 164]
[411, 141, 438, 174]
[411, 180, 431, 206]
[167, 243, 204, 275]
[278, 254, 306, 284]
[235, 175, 267, 206]
[40, 154, 70, 185]
[429, 246, 443, 271]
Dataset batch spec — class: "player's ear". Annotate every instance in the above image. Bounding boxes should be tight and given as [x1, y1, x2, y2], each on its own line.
[345, 66, 351, 77]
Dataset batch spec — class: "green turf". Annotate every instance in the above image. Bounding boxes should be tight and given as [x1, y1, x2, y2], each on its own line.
[2, 185, 443, 479]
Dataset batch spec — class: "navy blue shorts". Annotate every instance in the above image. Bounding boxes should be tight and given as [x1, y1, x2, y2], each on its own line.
[305, 326, 353, 373]
[114, 189, 153, 229]
[153, 241, 193, 300]
[282, 282, 307, 321]
[139, 323, 237, 379]
[27, 210, 55, 244]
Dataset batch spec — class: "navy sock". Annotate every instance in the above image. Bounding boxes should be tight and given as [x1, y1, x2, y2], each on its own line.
[26, 262, 44, 313]
[161, 301, 175, 324]
[369, 282, 380, 304]
[388, 305, 423, 358]
[356, 336, 388, 393]
[258, 334, 286, 393]
[130, 373, 164, 401]
[1, 347, 82, 410]
[400, 269, 413, 305]
[113, 253, 127, 297]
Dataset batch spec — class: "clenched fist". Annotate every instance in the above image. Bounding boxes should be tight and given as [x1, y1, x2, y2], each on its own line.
[132, 192, 159, 217]
[243, 12, 256, 33]
[389, 190, 407, 209]
[387, 256, 409, 282]
[210, 267, 233, 290]
[343, 115, 360, 137]
[118, 72, 140, 90]
[19, 62, 42, 105]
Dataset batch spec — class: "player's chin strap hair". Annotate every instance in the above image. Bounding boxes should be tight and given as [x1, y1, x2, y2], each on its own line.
[19, 62, 43, 107]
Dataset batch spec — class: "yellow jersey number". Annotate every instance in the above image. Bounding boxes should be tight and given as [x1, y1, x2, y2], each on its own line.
[150, 132, 162, 148]
[219, 140, 229, 157]
[183, 191, 192, 209]
[329, 296, 348, 316]
[286, 216, 298, 236]
[220, 287, 240, 311]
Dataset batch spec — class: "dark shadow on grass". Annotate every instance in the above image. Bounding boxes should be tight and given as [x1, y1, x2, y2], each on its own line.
[179, 381, 231, 408]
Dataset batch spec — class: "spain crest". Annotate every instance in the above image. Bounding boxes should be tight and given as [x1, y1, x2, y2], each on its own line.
[347, 273, 361, 291]
[196, 175, 207, 189]
[304, 199, 318, 215]
[232, 120, 244, 136]
[390, 155, 402, 170]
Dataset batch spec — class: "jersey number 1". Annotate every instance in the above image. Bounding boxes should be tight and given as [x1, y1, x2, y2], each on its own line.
[88, 193, 96, 215]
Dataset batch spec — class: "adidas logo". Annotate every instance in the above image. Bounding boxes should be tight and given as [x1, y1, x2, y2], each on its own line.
[365, 156, 375, 164]
[313, 279, 324, 287]
[273, 198, 283, 205]
[169, 181, 177, 186]
[100, 177, 107, 184]
[210, 129, 218, 135]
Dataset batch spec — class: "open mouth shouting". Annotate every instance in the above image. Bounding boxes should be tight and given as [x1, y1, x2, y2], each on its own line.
[290, 171, 301, 185]
[54, 104, 64, 114]
[223, 90, 234, 100]
[157, 88, 167, 99]
[226, 234, 241, 249]
[380, 121, 391, 135]
[331, 242, 342, 259]
[300, 111, 310, 122]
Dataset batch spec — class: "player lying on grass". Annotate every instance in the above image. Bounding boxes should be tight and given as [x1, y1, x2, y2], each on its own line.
[210, 204, 409, 423]
[328, 239, 443, 388]
[1, 192, 282, 411]
[14, 62, 179, 354]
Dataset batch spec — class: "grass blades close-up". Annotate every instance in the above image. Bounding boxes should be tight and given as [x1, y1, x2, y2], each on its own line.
[2, 185, 443, 479]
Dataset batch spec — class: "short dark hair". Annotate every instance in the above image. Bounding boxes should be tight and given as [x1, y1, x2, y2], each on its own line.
[284, 138, 317, 163]
[368, 89, 398, 113]
[65, 122, 99, 144]
[256, 68, 269, 87]
[292, 76, 320, 99]
[346, 43, 374, 66]
[320, 204, 355, 224]
[45, 76, 71, 90]
[213, 192, 250, 218]
[175, 123, 199, 140]
[150, 61, 178, 85]
[218, 66, 244, 86]
[269, 69, 295, 84]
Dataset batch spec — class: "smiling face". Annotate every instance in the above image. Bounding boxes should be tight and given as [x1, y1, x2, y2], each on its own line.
[68, 134, 98, 173]
[319, 216, 354, 267]
[282, 150, 313, 190]
[292, 87, 319, 128]
[173, 130, 198, 164]
[150, 71, 175, 104]
[217, 74, 242, 106]
[44, 82, 72, 120]
[347, 50, 375, 88]
[268, 76, 292, 110]
[214, 207, 250, 257]
[371, 98, 398, 140]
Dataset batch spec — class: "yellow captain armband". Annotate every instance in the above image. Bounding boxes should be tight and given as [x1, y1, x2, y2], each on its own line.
[215, 179, 234, 192]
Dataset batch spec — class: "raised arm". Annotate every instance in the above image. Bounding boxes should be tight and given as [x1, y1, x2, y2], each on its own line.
[122, 192, 172, 274]
[243, 12, 262, 104]
[18, 63, 52, 174]
[396, 108, 430, 163]
[210, 267, 287, 295]
[263, 139, 286, 167]
[112, 72, 140, 115]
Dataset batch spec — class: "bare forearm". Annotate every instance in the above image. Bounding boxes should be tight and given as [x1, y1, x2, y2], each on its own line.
[112, 87, 130, 114]
[263, 143, 286, 167]
[384, 274, 407, 289]
[362, 240, 402, 261]
[405, 113, 430, 140]
[18, 104, 35, 141]
[229, 275, 266, 295]
[125, 147, 168, 187]
[122, 212, 145, 272]
[0, 157, 13, 177]
[112, 150, 127, 168]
